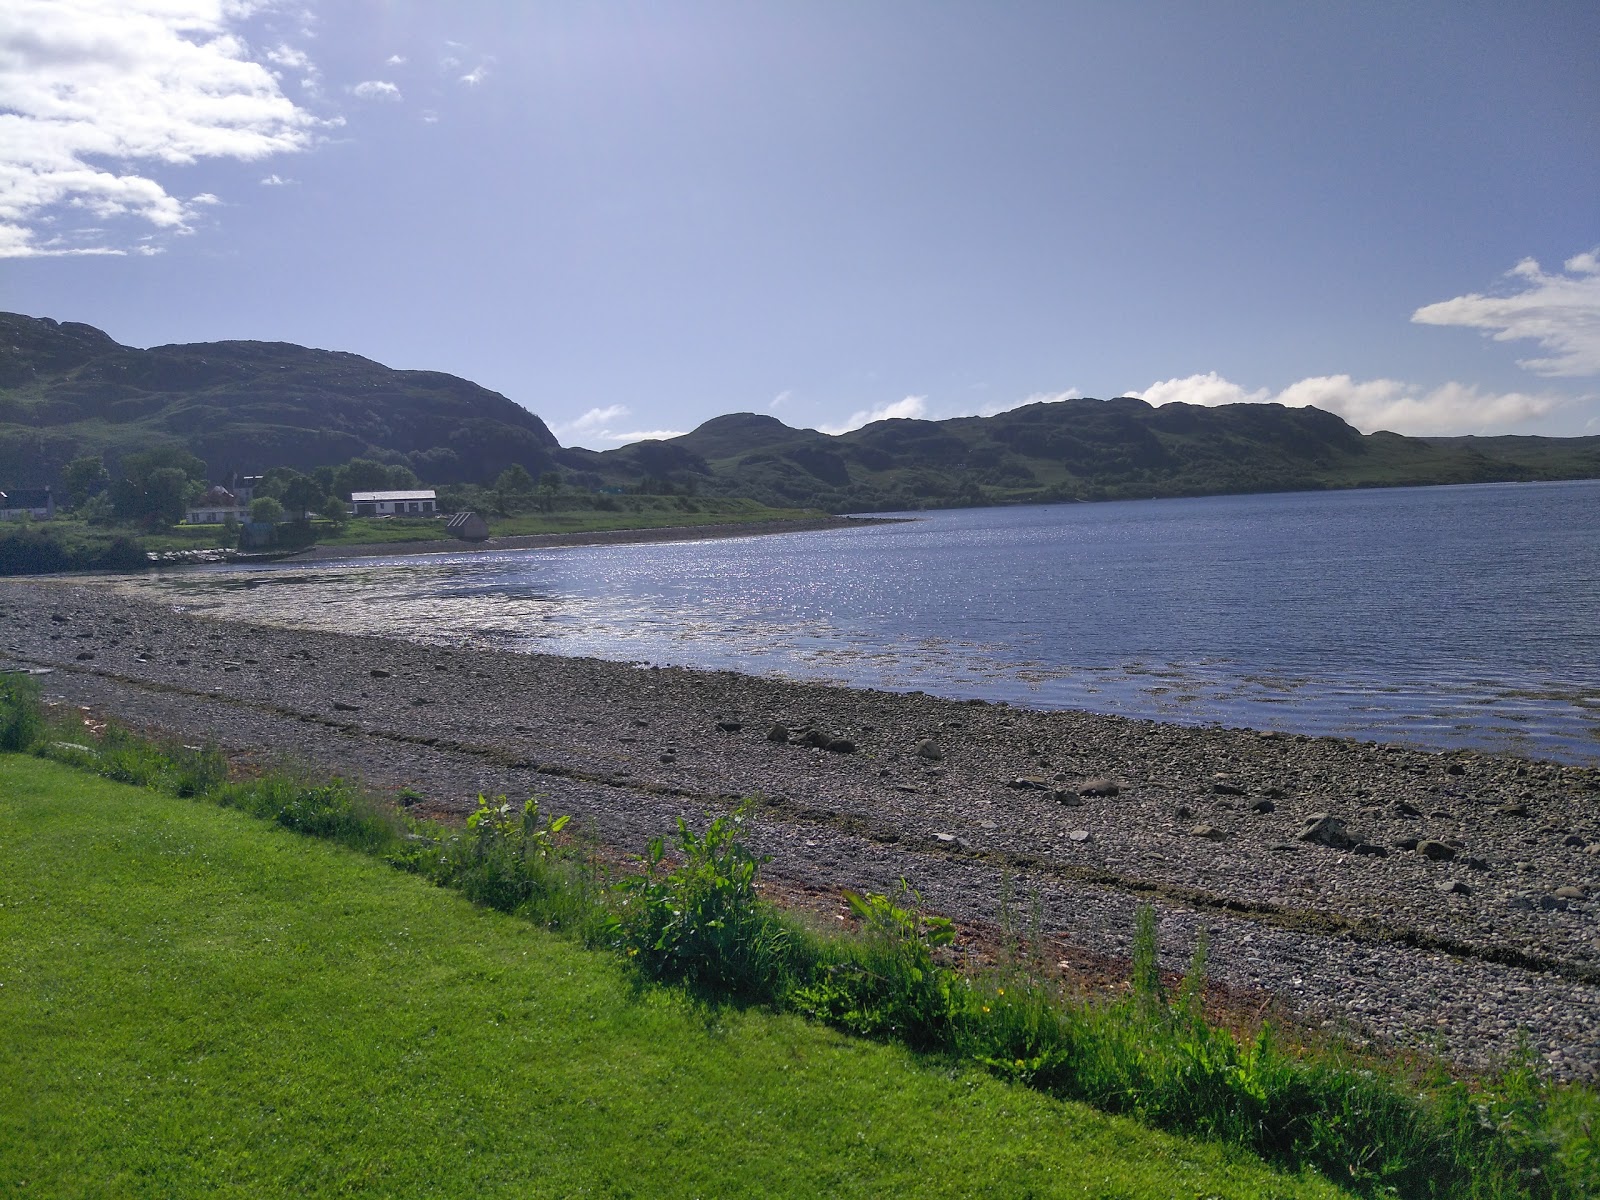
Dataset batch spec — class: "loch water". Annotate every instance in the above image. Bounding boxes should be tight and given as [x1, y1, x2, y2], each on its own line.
[136, 480, 1600, 764]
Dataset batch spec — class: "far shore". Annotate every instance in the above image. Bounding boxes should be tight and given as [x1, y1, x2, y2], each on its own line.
[280, 514, 906, 563]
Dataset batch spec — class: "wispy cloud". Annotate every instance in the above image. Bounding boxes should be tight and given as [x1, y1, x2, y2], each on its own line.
[385, 54, 407, 66]
[818, 395, 928, 435]
[1128, 371, 1564, 435]
[259, 173, 294, 186]
[769, 390, 792, 410]
[351, 80, 401, 101]
[458, 66, 488, 86]
[1412, 250, 1600, 377]
[555, 405, 687, 447]
[0, 0, 321, 257]
[817, 388, 1082, 434]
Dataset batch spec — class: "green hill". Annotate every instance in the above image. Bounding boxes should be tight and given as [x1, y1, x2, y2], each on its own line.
[6, 311, 1598, 508]
[570, 399, 1600, 511]
[0, 313, 560, 487]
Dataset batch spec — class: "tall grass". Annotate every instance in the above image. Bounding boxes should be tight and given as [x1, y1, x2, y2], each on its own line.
[2, 677, 1594, 1198]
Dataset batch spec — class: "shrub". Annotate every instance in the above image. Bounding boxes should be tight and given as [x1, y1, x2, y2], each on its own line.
[0, 671, 44, 751]
[411, 794, 594, 932]
[792, 884, 958, 1047]
[614, 799, 794, 1000]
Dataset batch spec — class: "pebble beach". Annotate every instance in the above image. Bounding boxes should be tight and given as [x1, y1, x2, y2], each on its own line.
[3, 570, 1596, 1080]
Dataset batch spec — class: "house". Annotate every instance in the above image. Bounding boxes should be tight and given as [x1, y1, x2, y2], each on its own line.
[0, 487, 55, 521]
[184, 485, 249, 525]
[350, 489, 438, 517]
[446, 511, 490, 541]
[228, 473, 265, 506]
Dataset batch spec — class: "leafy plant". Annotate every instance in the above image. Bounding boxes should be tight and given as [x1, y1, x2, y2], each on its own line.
[0, 670, 43, 752]
[793, 883, 958, 1046]
[428, 793, 574, 918]
[614, 798, 793, 999]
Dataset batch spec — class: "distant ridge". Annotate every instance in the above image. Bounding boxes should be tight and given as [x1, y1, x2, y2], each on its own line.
[564, 399, 1600, 511]
[4, 311, 1597, 506]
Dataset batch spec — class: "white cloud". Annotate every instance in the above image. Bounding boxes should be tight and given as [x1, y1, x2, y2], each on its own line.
[351, 79, 401, 101]
[769, 390, 791, 410]
[818, 395, 928, 435]
[554, 405, 687, 447]
[259, 173, 293, 186]
[1412, 249, 1600, 377]
[385, 54, 406, 66]
[265, 43, 311, 72]
[458, 67, 487, 86]
[611, 429, 690, 443]
[0, 0, 321, 257]
[1128, 371, 1563, 435]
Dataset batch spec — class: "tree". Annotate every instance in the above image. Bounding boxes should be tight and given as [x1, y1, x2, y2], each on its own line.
[281, 474, 325, 521]
[386, 463, 419, 489]
[249, 496, 285, 524]
[145, 468, 197, 527]
[322, 493, 350, 529]
[333, 458, 394, 497]
[63, 456, 110, 508]
[537, 469, 562, 512]
[109, 446, 207, 527]
[492, 464, 536, 515]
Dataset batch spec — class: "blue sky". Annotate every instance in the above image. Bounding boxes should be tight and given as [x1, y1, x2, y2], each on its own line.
[3, 1, 1598, 445]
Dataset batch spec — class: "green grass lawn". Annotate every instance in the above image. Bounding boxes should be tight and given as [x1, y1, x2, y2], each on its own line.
[0, 756, 1347, 1199]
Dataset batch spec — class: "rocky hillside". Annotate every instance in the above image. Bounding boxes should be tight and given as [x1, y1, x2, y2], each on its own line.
[0, 313, 560, 487]
[565, 400, 1600, 511]
[6, 311, 1598, 506]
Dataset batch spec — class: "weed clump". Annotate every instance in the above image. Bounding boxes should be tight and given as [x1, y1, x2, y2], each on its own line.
[613, 799, 795, 1000]
[0, 671, 44, 752]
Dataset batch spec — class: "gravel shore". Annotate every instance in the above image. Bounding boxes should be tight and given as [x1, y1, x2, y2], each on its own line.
[3, 575, 1596, 1080]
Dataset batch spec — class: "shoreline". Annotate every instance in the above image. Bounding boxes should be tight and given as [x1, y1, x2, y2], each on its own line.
[281, 514, 902, 563]
[1, 578, 1595, 1080]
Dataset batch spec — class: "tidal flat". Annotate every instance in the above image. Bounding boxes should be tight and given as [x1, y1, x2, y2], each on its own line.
[2, 575, 1596, 1081]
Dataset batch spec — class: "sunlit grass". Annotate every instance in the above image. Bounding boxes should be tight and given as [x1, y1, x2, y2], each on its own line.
[0, 756, 1346, 1199]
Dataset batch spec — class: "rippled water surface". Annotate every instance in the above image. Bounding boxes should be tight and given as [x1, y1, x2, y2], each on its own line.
[123, 481, 1600, 762]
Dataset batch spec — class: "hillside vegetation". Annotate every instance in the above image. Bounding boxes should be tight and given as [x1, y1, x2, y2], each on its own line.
[5, 312, 1598, 511]
[0, 313, 559, 487]
[568, 406, 1600, 512]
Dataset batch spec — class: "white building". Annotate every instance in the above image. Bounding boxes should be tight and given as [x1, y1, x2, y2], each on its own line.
[184, 485, 248, 525]
[0, 487, 54, 521]
[350, 489, 438, 517]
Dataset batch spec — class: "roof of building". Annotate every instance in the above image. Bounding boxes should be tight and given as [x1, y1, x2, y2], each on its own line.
[0, 488, 52, 508]
[193, 486, 239, 506]
[350, 489, 437, 502]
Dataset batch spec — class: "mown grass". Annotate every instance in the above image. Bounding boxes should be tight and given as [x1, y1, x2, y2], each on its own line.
[0, 755, 1348, 1199]
[2, 674, 1595, 1198]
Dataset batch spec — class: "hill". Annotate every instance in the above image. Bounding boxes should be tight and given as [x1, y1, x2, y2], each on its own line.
[5, 311, 1598, 507]
[568, 398, 1600, 511]
[0, 313, 560, 487]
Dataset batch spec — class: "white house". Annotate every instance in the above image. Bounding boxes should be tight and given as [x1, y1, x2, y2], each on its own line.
[0, 487, 54, 520]
[350, 489, 438, 517]
[184, 485, 249, 525]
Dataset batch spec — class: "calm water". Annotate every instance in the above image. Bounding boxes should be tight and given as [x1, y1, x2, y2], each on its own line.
[126, 481, 1600, 763]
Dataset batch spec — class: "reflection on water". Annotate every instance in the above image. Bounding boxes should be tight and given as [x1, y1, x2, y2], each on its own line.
[116, 480, 1600, 764]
